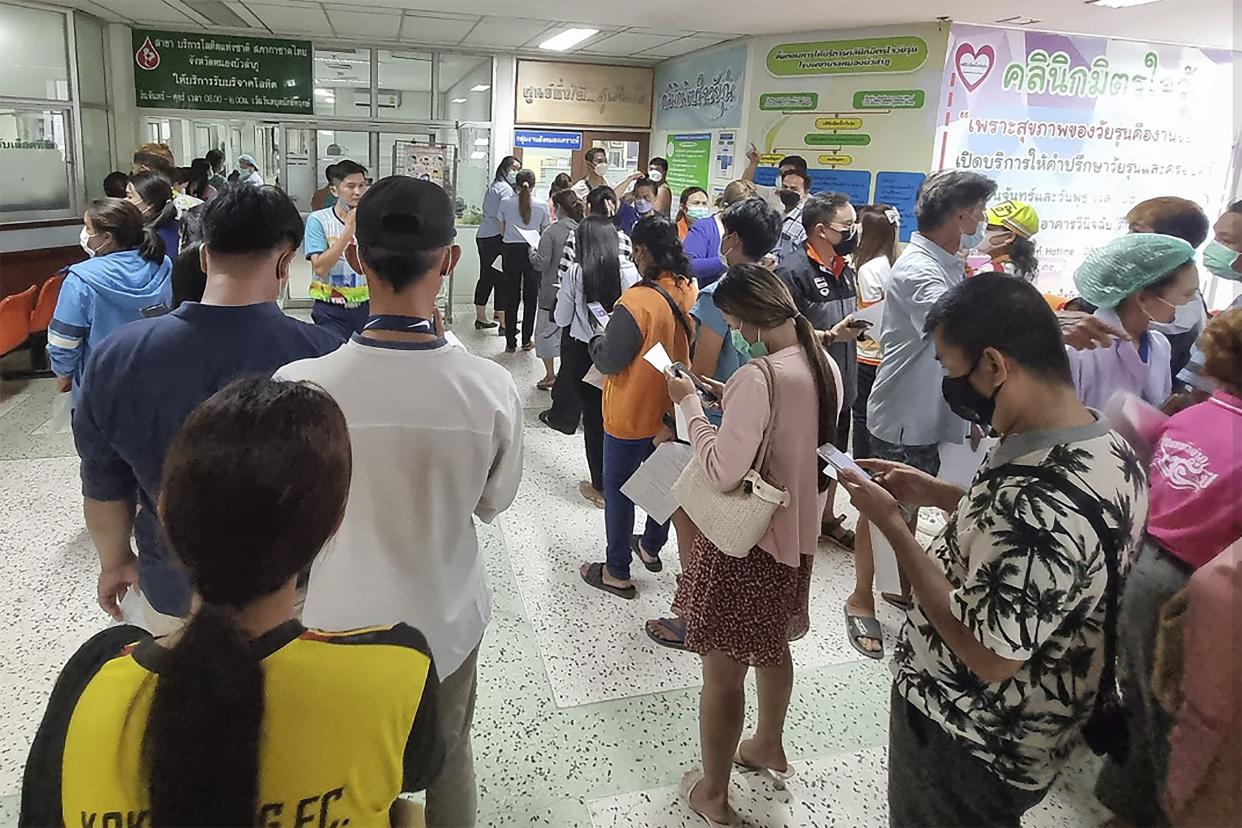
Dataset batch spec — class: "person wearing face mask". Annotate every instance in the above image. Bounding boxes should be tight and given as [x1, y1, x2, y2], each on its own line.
[71, 184, 343, 634]
[473, 155, 520, 331]
[741, 145, 810, 214]
[618, 177, 660, 236]
[676, 187, 712, 240]
[126, 171, 180, 259]
[572, 147, 613, 200]
[305, 160, 371, 340]
[772, 169, 813, 265]
[974, 200, 1040, 282]
[1067, 233, 1199, 408]
[838, 273, 1148, 827]
[1175, 200, 1242, 397]
[48, 199, 172, 402]
[776, 192, 867, 549]
[683, 179, 759, 287]
[647, 157, 673, 216]
[237, 154, 264, 187]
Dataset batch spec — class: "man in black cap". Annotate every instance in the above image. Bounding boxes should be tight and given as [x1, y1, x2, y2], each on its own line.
[276, 176, 524, 828]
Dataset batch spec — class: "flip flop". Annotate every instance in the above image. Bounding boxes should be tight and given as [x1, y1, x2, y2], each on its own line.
[678, 769, 734, 827]
[645, 617, 688, 651]
[881, 592, 913, 612]
[632, 535, 663, 572]
[536, 377, 557, 391]
[843, 606, 885, 660]
[580, 562, 636, 600]
[821, 516, 856, 550]
[732, 741, 796, 791]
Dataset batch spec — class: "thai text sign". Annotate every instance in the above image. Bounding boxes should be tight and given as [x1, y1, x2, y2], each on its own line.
[516, 60, 652, 129]
[654, 44, 747, 131]
[132, 29, 312, 114]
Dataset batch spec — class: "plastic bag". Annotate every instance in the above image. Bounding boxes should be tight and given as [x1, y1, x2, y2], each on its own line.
[48, 392, 72, 433]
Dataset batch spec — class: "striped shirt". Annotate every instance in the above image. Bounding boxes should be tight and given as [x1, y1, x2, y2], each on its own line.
[305, 206, 368, 306]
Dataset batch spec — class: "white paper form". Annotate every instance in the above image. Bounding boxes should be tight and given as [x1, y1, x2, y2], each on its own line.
[620, 441, 694, 524]
[516, 227, 543, 248]
[643, 341, 673, 374]
[851, 300, 886, 328]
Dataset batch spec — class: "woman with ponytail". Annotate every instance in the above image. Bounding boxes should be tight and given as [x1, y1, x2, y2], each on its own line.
[663, 263, 841, 827]
[127, 171, 182, 258]
[21, 377, 443, 828]
[48, 198, 171, 401]
[530, 189, 583, 389]
[498, 168, 550, 352]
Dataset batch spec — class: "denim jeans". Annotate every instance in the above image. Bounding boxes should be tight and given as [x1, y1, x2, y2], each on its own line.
[602, 434, 670, 581]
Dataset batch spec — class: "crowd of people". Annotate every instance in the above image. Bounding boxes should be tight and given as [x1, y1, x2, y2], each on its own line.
[17, 136, 1242, 828]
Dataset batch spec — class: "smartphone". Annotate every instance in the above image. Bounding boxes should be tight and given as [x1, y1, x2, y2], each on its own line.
[140, 303, 169, 318]
[817, 444, 872, 479]
[587, 301, 610, 329]
[670, 362, 719, 403]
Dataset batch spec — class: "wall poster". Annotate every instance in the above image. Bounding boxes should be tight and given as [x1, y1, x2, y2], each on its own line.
[666, 133, 713, 193]
[395, 143, 454, 196]
[654, 43, 747, 132]
[937, 24, 1235, 293]
[516, 61, 653, 129]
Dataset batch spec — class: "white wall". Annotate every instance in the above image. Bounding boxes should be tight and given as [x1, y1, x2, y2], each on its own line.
[492, 55, 516, 168]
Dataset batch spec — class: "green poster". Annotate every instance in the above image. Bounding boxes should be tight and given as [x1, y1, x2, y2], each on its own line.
[767, 37, 928, 77]
[666, 133, 712, 193]
[132, 29, 313, 114]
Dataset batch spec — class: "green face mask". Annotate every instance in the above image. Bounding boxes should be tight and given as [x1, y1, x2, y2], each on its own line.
[729, 325, 768, 358]
[1203, 239, 1242, 281]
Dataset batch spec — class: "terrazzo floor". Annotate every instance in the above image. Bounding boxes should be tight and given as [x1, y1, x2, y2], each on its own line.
[0, 310, 1113, 827]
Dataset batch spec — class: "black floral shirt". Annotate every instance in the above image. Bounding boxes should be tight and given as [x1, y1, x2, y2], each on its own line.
[894, 418, 1148, 790]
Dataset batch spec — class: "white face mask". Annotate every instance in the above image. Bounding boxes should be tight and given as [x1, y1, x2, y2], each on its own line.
[648, 169, 664, 183]
[1149, 293, 1204, 334]
[80, 227, 99, 257]
[593, 161, 610, 177]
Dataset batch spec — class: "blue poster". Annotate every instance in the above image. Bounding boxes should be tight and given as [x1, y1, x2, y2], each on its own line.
[873, 172, 925, 242]
[755, 167, 873, 208]
[514, 130, 583, 151]
[654, 43, 747, 131]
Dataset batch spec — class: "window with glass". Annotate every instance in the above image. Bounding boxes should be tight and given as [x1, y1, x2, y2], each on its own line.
[377, 50, 433, 121]
[0, 3, 69, 101]
[314, 48, 372, 118]
[438, 54, 492, 122]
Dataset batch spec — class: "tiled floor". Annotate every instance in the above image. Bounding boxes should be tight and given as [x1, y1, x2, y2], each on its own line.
[0, 311, 1113, 826]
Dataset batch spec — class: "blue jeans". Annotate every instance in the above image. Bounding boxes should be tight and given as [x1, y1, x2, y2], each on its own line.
[603, 434, 670, 581]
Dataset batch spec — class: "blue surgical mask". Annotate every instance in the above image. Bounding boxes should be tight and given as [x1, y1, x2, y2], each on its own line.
[960, 218, 987, 250]
[505, 171, 517, 185]
[1203, 239, 1242, 281]
[729, 325, 768, 358]
[687, 205, 712, 221]
[635, 198, 653, 215]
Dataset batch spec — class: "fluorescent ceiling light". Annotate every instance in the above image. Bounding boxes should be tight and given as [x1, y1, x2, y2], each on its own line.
[314, 87, 332, 96]
[471, 84, 491, 93]
[474, 137, 489, 146]
[451, 97, 468, 104]
[1085, 0, 1162, 8]
[539, 28, 598, 52]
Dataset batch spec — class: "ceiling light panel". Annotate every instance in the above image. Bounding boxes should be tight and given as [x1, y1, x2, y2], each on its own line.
[399, 15, 479, 43]
[538, 27, 600, 51]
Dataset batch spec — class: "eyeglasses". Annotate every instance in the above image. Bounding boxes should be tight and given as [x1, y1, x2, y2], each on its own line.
[828, 221, 860, 234]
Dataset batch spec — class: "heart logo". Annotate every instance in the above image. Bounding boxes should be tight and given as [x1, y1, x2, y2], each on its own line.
[955, 43, 995, 92]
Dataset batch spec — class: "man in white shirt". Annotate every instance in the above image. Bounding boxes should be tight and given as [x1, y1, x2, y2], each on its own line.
[277, 176, 524, 828]
[237, 153, 265, 186]
[571, 146, 613, 199]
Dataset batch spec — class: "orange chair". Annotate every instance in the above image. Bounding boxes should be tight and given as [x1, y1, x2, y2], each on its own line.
[0, 285, 37, 357]
[29, 274, 65, 334]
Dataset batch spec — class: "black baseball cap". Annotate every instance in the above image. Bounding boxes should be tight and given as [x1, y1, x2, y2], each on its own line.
[355, 176, 456, 251]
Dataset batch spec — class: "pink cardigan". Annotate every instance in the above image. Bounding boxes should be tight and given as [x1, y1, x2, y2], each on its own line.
[678, 346, 841, 567]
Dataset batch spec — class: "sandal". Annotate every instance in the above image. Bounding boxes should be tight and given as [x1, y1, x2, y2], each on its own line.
[578, 480, 605, 508]
[521, 341, 535, 351]
[843, 606, 885, 660]
[732, 740, 796, 791]
[536, 376, 557, 391]
[645, 617, 688, 651]
[821, 516, 856, 550]
[881, 592, 913, 612]
[580, 562, 636, 600]
[678, 769, 734, 827]
[632, 535, 662, 572]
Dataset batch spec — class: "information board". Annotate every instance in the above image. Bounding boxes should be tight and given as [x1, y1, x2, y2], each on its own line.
[666, 133, 713, 193]
[132, 29, 312, 114]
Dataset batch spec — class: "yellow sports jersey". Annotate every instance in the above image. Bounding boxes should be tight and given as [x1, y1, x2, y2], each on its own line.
[20, 621, 441, 828]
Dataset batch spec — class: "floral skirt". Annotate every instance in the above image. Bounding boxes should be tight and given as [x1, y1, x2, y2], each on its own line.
[671, 533, 813, 667]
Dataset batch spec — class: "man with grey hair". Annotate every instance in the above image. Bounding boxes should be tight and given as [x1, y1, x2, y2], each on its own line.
[843, 170, 997, 656]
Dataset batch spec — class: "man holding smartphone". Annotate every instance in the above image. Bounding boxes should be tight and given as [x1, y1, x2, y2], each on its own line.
[776, 192, 866, 549]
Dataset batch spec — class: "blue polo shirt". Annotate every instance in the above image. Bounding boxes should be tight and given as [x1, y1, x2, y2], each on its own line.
[73, 302, 343, 616]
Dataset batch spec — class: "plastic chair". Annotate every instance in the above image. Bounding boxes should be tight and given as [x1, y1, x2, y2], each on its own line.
[29, 274, 65, 334]
[0, 285, 37, 357]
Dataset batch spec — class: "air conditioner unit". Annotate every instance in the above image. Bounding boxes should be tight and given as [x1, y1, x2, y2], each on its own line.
[352, 89, 402, 109]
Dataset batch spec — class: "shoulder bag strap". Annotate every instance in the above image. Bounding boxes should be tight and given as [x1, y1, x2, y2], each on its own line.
[974, 464, 1122, 703]
[750, 357, 780, 479]
[642, 281, 696, 359]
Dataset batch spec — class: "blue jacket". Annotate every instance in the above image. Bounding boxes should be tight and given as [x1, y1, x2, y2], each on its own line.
[48, 249, 172, 398]
[683, 213, 725, 286]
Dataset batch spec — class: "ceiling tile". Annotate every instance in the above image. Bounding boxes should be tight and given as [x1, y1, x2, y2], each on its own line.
[637, 34, 728, 57]
[245, 2, 333, 35]
[461, 18, 553, 48]
[106, 0, 195, 25]
[324, 10, 401, 39]
[399, 14, 479, 44]
[580, 32, 680, 55]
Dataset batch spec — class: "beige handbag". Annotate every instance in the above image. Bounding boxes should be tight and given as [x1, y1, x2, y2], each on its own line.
[671, 357, 791, 557]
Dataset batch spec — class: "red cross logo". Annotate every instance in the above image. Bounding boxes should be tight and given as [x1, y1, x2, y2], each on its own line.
[135, 36, 160, 71]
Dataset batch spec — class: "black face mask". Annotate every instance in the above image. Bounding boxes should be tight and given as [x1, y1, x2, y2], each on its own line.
[833, 225, 859, 257]
[941, 356, 1002, 427]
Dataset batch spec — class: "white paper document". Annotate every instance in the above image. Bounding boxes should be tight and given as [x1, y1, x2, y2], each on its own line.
[583, 366, 605, 389]
[674, 404, 690, 441]
[587, 301, 611, 329]
[643, 341, 673, 374]
[869, 520, 903, 595]
[938, 435, 998, 489]
[444, 331, 467, 352]
[490, 254, 503, 270]
[620, 441, 694, 525]
[851, 300, 885, 328]
[516, 227, 543, 248]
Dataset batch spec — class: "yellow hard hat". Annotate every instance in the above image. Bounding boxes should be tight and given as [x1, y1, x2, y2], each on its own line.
[986, 200, 1040, 239]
